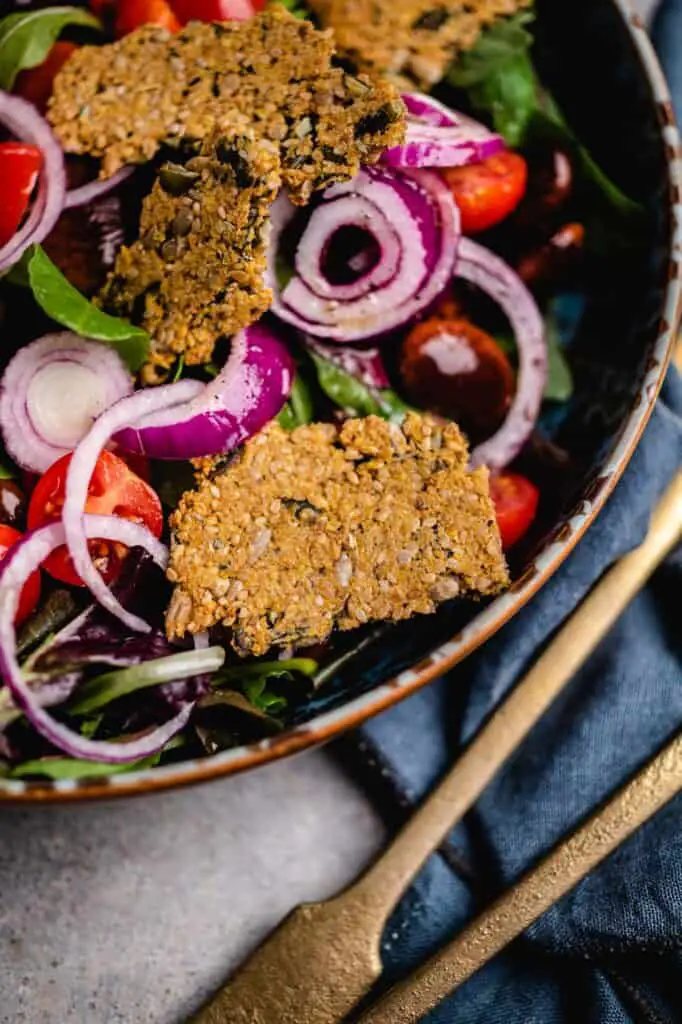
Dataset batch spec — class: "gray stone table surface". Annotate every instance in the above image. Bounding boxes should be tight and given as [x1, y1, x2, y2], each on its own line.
[0, 1, 661, 1021]
[0, 751, 385, 1023]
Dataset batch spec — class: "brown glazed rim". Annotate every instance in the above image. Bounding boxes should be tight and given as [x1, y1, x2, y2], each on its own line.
[2, 1, 681, 803]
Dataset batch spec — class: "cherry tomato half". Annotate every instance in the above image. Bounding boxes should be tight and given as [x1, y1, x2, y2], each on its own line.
[27, 451, 163, 587]
[489, 472, 539, 550]
[400, 317, 514, 439]
[0, 525, 41, 624]
[115, 0, 181, 37]
[171, 0, 258, 23]
[14, 41, 78, 114]
[0, 143, 42, 249]
[442, 152, 528, 235]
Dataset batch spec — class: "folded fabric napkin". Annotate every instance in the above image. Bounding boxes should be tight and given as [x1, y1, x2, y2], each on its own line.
[341, 8, 682, 1021]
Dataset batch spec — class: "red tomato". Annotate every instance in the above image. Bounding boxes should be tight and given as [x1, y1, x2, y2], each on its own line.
[0, 525, 41, 624]
[14, 41, 78, 113]
[442, 152, 528, 234]
[489, 472, 539, 549]
[171, 0, 257, 23]
[0, 143, 42, 248]
[400, 317, 515, 439]
[27, 451, 163, 587]
[115, 0, 181, 36]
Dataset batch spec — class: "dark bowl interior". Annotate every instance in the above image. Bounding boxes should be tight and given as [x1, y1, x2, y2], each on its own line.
[282, 0, 675, 727]
[1, 0, 677, 797]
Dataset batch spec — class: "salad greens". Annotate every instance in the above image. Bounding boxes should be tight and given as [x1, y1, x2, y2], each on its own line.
[9, 751, 161, 780]
[447, 12, 537, 148]
[278, 373, 315, 429]
[213, 657, 317, 715]
[543, 311, 574, 403]
[22, 246, 150, 371]
[68, 647, 226, 715]
[446, 10, 642, 230]
[0, 5, 101, 91]
[310, 352, 412, 424]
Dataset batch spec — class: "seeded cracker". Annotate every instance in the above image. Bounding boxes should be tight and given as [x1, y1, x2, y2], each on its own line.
[166, 413, 509, 656]
[306, 0, 531, 87]
[99, 129, 280, 379]
[48, 8, 405, 204]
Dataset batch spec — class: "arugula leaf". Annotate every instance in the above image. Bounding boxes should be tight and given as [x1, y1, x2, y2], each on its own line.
[447, 12, 537, 147]
[16, 589, 79, 658]
[310, 352, 411, 423]
[214, 657, 317, 714]
[243, 677, 288, 714]
[216, 658, 318, 686]
[25, 246, 149, 371]
[278, 373, 314, 430]
[10, 752, 161, 780]
[68, 646, 226, 715]
[0, 6, 101, 91]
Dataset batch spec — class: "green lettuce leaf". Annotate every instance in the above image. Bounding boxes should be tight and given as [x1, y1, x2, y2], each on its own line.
[0, 5, 101, 91]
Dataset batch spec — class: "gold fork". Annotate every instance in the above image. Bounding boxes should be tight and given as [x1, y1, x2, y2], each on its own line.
[192, 469, 682, 1024]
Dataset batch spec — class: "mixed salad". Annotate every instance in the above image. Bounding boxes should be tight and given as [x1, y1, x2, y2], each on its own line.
[0, 0, 640, 781]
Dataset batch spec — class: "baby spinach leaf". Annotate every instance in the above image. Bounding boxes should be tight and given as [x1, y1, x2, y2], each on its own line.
[0, 6, 101, 91]
[447, 13, 642, 229]
[10, 752, 161, 780]
[447, 12, 537, 147]
[310, 352, 411, 423]
[278, 373, 315, 430]
[25, 246, 149, 371]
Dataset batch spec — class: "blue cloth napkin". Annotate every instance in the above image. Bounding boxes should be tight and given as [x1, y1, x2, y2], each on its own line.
[346, 8, 682, 1021]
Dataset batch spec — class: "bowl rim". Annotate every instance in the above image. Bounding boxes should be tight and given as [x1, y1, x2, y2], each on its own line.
[2, 0, 681, 804]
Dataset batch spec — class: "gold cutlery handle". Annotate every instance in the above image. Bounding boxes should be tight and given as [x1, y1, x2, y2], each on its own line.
[349, 472, 682, 924]
[359, 730, 682, 1023]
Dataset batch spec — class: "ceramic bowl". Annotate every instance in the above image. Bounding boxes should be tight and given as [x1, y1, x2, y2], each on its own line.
[3, 0, 680, 802]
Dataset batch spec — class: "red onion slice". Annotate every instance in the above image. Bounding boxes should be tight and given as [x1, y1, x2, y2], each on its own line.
[0, 332, 133, 474]
[268, 166, 460, 342]
[0, 515, 193, 765]
[401, 92, 460, 127]
[0, 93, 67, 273]
[114, 321, 295, 460]
[293, 194, 402, 302]
[63, 380, 200, 633]
[381, 93, 505, 169]
[455, 238, 547, 470]
[64, 165, 135, 210]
